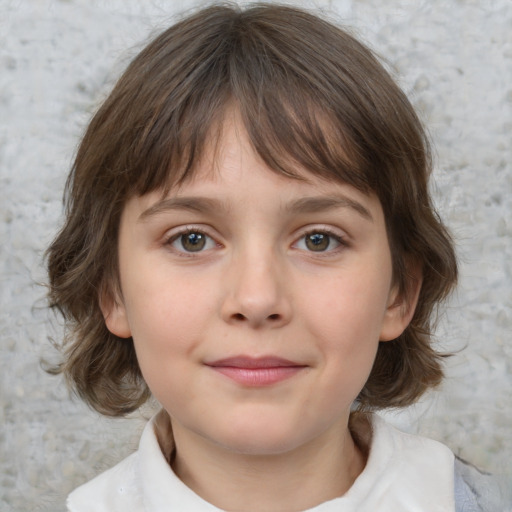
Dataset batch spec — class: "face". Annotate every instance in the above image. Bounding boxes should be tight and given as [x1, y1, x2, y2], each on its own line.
[103, 114, 417, 457]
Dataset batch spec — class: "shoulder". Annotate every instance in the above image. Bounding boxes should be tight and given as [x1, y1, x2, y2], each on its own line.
[369, 415, 508, 512]
[66, 410, 187, 512]
[346, 413, 455, 510]
[66, 451, 144, 512]
[367, 413, 455, 469]
[66, 410, 219, 512]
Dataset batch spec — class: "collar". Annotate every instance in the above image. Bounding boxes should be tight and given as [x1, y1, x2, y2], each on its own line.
[139, 410, 455, 511]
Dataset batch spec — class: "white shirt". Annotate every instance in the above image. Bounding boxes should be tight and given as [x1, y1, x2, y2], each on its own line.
[67, 410, 456, 511]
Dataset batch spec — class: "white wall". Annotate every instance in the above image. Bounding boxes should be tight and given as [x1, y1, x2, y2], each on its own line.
[1, 1, 511, 510]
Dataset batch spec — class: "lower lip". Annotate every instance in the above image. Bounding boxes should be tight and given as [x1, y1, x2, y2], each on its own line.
[210, 366, 304, 386]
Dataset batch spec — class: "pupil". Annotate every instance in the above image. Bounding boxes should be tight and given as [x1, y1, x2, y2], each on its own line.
[182, 232, 206, 251]
[306, 233, 329, 251]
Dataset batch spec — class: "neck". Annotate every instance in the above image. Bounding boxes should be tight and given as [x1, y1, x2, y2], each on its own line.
[170, 417, 366, 512]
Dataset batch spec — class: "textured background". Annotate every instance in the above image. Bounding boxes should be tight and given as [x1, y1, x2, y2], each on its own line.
[1, 0, 511, 510]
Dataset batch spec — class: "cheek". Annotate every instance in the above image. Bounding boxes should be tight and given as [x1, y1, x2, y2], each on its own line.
[298, 268, 390, 386]
[121, 269, 216, 372]
[303, 269, 390, 339]
[124, 283, 210, 408]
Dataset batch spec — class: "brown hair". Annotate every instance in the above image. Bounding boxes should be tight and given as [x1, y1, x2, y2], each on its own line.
[47, 3, 457, 416]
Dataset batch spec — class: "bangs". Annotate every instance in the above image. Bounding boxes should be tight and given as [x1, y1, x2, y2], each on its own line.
[113, 6, 386, 200]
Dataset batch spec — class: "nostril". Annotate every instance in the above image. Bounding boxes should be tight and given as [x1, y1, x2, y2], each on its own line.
[233, 313, 246, 321]
[268, 314, 280, 321]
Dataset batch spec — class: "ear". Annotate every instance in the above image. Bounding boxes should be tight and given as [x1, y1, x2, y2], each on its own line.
[99, 285, 132, 339]
[379, 262, 422, 342]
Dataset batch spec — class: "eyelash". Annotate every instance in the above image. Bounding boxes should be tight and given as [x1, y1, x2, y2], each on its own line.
[164, 226, 349, 257]
[293, 228, 348, 255]
[165, 227, 219, 256]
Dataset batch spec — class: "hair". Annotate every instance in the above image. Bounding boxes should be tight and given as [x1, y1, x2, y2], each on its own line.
[47, 3, 458, 416]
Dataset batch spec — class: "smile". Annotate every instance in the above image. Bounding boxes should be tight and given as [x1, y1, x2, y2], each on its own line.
[205, 356, 307, 387]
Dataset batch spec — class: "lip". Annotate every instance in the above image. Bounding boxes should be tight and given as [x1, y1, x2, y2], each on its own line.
[205, 356, 307, 387]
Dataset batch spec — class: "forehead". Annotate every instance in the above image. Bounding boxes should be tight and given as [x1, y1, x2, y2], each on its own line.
[180, 113, 366, 199]
[126, 115, 384, 228]
[160, 108, 369, 200]
[131, 98, 375, 207]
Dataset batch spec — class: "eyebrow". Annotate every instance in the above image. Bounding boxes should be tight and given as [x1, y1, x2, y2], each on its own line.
[139, 194, 373, 222]
[286, 196, 373, 221]
[139, 197, 224, 222]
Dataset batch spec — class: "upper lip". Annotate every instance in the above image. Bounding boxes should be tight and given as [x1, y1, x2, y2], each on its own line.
[205, 356, 305, 368]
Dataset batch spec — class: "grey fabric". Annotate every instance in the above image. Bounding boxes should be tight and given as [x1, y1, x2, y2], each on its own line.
[454, 456, 507, 512]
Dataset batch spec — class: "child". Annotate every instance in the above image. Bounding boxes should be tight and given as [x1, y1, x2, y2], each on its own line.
[47, 4, 497, 511]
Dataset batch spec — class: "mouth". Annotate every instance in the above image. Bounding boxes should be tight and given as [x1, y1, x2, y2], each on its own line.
[205, 356, 307, 387]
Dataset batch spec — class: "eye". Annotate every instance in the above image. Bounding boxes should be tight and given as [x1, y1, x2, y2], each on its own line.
[168, 230, 217, 253]
[294, 230, 344, 252]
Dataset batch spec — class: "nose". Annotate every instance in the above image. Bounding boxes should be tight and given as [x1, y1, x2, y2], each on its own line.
[220, 249, 292, 329]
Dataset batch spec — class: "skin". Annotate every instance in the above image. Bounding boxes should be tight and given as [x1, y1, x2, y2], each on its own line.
[102, 113, 420, 511]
